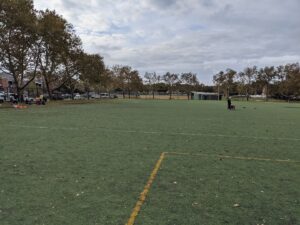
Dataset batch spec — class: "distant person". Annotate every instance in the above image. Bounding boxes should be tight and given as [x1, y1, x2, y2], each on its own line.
[42, 95, 47, 105]
[227, 97, 232, 110]
[36, 96, 41, 105]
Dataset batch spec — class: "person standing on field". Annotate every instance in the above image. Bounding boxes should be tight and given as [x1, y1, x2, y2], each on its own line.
[227, 97, 232, 110]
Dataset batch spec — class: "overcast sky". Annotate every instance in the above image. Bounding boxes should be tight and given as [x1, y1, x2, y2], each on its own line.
[34, 0, 300, 84]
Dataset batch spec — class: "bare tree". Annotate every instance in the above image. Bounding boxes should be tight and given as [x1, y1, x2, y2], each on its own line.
[257, 66, 276, 101]
[144, 72, 160, 99]
[239, 66, 257, 101]
[213, 71, 225, 100]
[180, 72, 199, 100]
[163, 72, 179, 100]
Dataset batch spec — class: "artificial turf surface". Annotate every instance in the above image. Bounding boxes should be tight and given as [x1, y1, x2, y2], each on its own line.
[0, 99, 299, 225]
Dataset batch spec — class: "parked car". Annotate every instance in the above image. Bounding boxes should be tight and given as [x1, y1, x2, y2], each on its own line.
[52, 94, 64, 100]
[6, 93, 17, 103]
[0, 93, 5, 103]
[74, 93, 84, 100]
[24, 96, 35, 104]
[91, 93, 100, 99]
[100, 93, 109, 98]
[62, 93, 72, 99]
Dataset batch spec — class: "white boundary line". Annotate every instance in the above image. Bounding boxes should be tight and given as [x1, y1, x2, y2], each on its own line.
[4, 124, 300, 142]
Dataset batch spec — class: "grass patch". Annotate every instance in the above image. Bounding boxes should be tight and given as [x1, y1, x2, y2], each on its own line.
[136, 153, 300, 225]
[0, 99, 299, 224]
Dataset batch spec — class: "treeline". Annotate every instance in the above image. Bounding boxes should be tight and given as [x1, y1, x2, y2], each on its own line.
[0, 0, 108, 99]
[213, 64, 300, 101]
[1, 1, 299, 101]
[0, 0, 202, 100]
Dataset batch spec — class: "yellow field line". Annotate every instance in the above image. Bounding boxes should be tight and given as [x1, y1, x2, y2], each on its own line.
[125, 151, 299, 224]
[166, 152, 300, 164]
[125, 152, 166, 225]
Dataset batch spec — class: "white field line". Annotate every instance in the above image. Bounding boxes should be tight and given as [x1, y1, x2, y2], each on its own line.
[166, 152, 300, 164]
[4, 124, 300, 142]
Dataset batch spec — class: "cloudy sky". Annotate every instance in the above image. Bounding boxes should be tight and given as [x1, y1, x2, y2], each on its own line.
[34, 0, 300, 84]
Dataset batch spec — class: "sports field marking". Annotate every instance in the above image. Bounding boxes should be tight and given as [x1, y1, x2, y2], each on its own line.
[125, 152, 166, 225]
[166, 152, 300, 164]
[125, 152, 300, 225]
[5, 124, 300, 142]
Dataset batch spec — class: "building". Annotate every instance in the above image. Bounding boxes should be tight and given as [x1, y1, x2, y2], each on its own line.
[191, 92, 222, 100]
[0, 72, 14, 92]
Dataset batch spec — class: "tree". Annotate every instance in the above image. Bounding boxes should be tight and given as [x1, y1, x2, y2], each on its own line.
[213, 71, 224, 100]
[213, 69, 236, 98]
[276, 65, 289, 100]
[180, 72, 199, 100]
[38, 9, 79, 99]
[112, 65, 130, 98]
[0, 0, 41, 99]
[278, 63, 300, 100]
[64, 77, 79, 99]
[223, 69, 236, 97]
[112, 65, 142, 98]
[144, 72, 160, 99]
[128, 70, 143, 98]
[163, 72, 179, 100]
[238, 66, 257, 101]
[98, 68, 115, 95]
[56, 45, 81, 98]
[257, 66, 276, 101]
[79, 53, 105, 99]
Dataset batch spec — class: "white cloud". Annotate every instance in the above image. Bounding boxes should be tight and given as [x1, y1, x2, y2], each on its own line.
[34, 0, 300, 84]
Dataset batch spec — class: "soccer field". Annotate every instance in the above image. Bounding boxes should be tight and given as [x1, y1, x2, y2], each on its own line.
[0, 100, 299, 225]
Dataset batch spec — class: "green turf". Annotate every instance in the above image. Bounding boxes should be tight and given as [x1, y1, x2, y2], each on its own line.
[136, 154, 300, 225]
[0, 100, 299, 225]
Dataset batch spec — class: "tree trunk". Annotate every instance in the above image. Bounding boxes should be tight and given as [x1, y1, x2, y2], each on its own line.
[152, 90, 155, 99]
[71, 90, 74, 100]
[17, 88, 22, 103]
[227, 86, 230, 98]
[123, 91, 125, 99]
[45, 79, 53, 100]
[36, 84, 39, 97]
[246, 89, 249, 101]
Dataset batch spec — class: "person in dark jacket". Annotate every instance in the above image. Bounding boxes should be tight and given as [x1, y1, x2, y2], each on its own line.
[227, 97, 231, 110]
